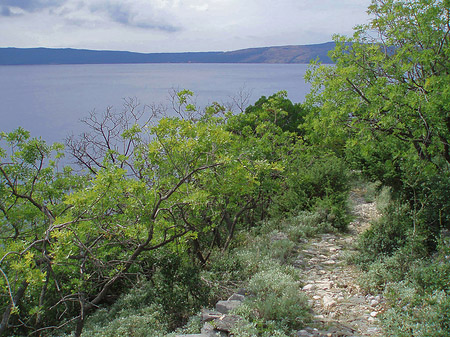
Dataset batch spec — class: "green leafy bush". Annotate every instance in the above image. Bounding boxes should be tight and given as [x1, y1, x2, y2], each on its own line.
[80, 305, 168, 337]
[238, 267, 311, 332]
[270, 151, 351, 230]
[353, 201, 412, 266]
[382, 286, 450, 337]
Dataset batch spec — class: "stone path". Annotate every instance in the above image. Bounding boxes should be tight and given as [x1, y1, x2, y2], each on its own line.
[297, 188, 384, 337]
[177, 187, 385, 337]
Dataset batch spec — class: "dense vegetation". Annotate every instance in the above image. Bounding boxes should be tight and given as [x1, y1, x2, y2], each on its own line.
[0, 90, 349, 336]
[306, 0, 450, 335]
[1, 0, 449, 336]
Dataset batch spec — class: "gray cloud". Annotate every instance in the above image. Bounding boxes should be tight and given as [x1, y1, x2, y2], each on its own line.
[0, 5, 12, 16]
[91, 2, 180, 32]
[0, 0, 66, 13]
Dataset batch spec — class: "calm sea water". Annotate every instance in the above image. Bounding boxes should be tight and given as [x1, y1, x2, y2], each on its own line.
[0, 63, 312, 143]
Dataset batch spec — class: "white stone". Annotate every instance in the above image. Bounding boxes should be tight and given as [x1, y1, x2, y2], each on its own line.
[323, 295, 337, 309]
[370, 311, 378, 317]
[370, 299, 379, 307]
[324, 260, 336, 265]
[303, 284, 315, 291]
[318, 281, 333, 289]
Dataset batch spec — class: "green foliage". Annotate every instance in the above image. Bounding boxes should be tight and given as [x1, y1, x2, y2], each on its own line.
[305, 0, 450, 244]
[0, 87, 354, 336]
[0, 129, 87, 335]
[381, 284, 450, 337]
[271, 150, 351, 229]
[245, 267, 310, 330]
[355, 201, 411, 265]
[78, 305, 168, 337]
[284, 211, 336, 241]
[353, 190, 450, 335]
[227, 91, 307, 136]
[74, 253, 206, 336]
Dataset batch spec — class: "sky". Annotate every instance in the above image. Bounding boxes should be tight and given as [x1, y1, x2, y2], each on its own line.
[0, 0, 372, 53]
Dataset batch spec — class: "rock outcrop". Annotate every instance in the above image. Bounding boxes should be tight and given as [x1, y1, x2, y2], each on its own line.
[176, 291, 247, 337]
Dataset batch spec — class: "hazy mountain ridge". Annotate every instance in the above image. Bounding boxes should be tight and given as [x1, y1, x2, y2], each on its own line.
[0, 42, 334, 65]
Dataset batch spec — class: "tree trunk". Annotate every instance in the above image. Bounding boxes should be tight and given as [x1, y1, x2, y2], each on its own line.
[0, 281, 28, 336]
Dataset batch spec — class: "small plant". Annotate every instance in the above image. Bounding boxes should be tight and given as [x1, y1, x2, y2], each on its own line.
[242, 267, 311, 332]
[79, 304, 168, 337]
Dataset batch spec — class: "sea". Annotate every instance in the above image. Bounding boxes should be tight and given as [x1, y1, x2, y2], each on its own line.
[0, 63, 313, 144]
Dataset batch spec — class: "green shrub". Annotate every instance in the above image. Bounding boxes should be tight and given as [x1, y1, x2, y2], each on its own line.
[268, 209, 336, 243]
[354, 201, 412, 266]
[267, 235, 296, 263]
[80, 305, 168, 337]
[357, 231, 450, 336]
[359, 249, 416, 292]
[270, 151, 350, 229]
[382, 286, 450, 337]
[169, 314, 203, 336]
[242, 267, 311, 332]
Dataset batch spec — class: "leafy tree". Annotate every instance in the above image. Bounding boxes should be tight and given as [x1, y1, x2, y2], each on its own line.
[227, 91, 350, 227]
[305, 0, 450, 233]
[0, 90, 353, 336]
[307, 0, 450, 168]
[0, 128, 86, 335]
[227, 91, 307, 136]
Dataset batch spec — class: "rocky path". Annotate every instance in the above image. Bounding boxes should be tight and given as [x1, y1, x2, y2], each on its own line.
[297, 188, 384, 337]
[177, 187, 385, 337]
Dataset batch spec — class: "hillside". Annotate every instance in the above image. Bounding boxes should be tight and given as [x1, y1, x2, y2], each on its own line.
[0, 42, 334, 65]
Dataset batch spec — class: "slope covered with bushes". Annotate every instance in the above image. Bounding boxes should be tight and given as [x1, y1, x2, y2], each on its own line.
[1, 0, 450, 335]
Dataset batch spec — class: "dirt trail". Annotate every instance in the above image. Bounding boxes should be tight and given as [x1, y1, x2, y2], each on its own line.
[296, 187, 384, 337]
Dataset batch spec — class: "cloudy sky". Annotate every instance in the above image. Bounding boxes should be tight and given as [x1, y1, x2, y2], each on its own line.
[0, 0, 372, 53]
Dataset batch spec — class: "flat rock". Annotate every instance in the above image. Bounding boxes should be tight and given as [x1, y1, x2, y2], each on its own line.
[214, 314, 242, 332]
[215, 300, 242, 314]
[303, 284, 315, 291]
[323, 260, 336, 265]
[201, 323, 227, 337]
[201, 309, 222, 322]
[323, 295, 337, 309]
[228, 293, 245, 302]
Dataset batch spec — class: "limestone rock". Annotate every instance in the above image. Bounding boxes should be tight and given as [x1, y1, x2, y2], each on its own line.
[201, 309, 222, 322]
[215, 300, 242, 314]
[228, 293, 245, 302]
[323, 295, 337, 309]
[201, 323, 227, 337]
[303, 284, 315, 291]
[214, 314, 242, 332]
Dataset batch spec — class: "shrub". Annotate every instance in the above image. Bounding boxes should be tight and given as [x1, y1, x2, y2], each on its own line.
[358, 249, 416, 292]
[284, 210, 336, 241]
[242, 267, 311, 332]
[270, 151, 351, 230]
[382, 286, 450, 337]
[357, 227, 450, 336]
[80, 305, 168, 337]
[354, 201, 412, 266]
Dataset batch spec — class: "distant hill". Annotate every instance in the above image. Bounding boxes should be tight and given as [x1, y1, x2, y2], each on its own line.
[0, 43, 335, 65]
